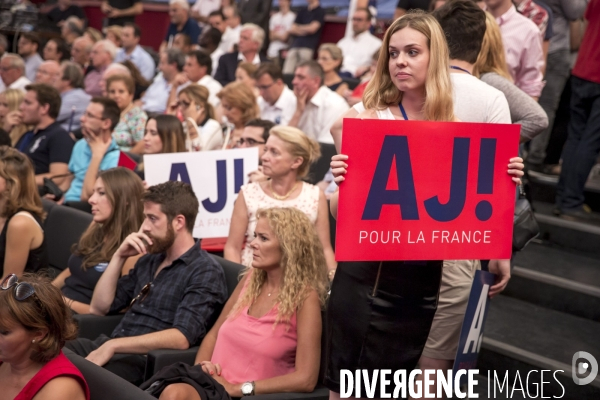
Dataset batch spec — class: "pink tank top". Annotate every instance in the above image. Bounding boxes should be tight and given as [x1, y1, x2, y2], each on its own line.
[211, 285, 298, 384]
[2, 351, 90, 400]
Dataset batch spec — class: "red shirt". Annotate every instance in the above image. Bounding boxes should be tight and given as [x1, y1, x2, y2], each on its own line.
[572, 0, 600, 84]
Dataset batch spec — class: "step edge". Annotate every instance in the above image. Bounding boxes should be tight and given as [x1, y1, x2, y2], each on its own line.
[512, 266, 600, 298]
[535, 213, 600, 235]
[482, 337, 600, 389]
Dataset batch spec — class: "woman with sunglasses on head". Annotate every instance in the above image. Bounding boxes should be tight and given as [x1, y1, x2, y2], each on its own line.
[177, 84, 223, 152]
[0, 273, 89, 400]
[143, 207, 328, 399]
[52, 168, 145, 314]
[0, 146, 47, 281]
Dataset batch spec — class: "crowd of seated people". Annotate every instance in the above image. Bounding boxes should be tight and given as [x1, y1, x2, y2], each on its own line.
[0, 0, 596, 398]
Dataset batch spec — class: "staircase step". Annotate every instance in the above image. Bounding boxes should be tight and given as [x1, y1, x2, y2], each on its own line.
[528, 169, 600, 212]
[480, 296, 600, 399]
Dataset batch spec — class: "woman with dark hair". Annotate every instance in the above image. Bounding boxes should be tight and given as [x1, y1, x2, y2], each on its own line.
[43, 38, 70, 63]
[0, 273, 89, 400]
[121, 60, 151, 100]
[317, 43, 348, 96]
[0, 147, 47, 280]
[137, 115, 187, 179]
[178, 84, 222, 151]
[52, 168, 145, 314]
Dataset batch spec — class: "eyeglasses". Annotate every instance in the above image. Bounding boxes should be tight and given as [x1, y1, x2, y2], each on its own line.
[1, 274, 36, 301]
[128, 282, 151, 309]
[83, 111, 104, 120]
[237, 137, 265, 146]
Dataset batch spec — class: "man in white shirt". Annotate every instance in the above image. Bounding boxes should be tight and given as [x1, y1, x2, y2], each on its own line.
[191, 0, 221, 26]
[18, 33, 43, 82]
[141, 49, 185, 114]
[288, 60, 349, 144]
[0, 54, 31, 93]
[220, 5, 242, 53]
[114, 23, 156, 81]
[267, 0, 296, 59]
[337, 7, 382, 77]
[255, 63, 297, 125]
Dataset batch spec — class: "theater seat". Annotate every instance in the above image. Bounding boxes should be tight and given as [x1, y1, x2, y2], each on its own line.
[74, 314, 124, 340]
[306, 142, 337, 185]
[64, 349, 156, 400]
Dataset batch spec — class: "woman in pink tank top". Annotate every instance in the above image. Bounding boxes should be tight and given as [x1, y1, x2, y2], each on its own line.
[155, 207, 329, 399]
[0, 273, 89, 400]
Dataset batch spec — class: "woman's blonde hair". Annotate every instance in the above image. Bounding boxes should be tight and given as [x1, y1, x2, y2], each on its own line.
[363, 11, 454, 122]
[231, 207, 329, 326]
[473, 12, 512, 81]
[1, 89, 30, 145]
[73, 168, 144, 270]
[217, 81, 259, 125]
[269, 125, 321, 179]
[237, 62, 258, 78]
[0, 146, 44, 220]
[179, 84, 215, 120]
[318, 43, 344, 71]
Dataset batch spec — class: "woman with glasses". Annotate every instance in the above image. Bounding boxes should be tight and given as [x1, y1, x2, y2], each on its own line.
[217, 81, 260, 149]
[0, 146, 47, 281]
[106, 74, 148, 154]
[0, 273, 89, 400]
[177, 84, 223, 152]
[52, 168, 144, 314]
[224, 125, 337, 275]
[143, 207, 328, 399]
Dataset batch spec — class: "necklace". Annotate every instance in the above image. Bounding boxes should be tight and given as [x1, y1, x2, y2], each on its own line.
[269, 180, 299, 200]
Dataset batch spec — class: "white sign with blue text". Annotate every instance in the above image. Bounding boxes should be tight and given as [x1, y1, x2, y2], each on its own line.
[144, 148, 259, 238]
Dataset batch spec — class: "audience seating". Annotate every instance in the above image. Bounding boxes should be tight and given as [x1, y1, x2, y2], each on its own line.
[65, 200, 93, 213]
[64, 349, 157, 400]
[307, 142, 337, 185]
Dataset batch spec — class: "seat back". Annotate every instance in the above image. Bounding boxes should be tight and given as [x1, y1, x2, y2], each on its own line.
[41, 198, 56, 215]
[306, 142, 337, 185]
[44, 205, 93, 275]
[211, 255, 245, 296]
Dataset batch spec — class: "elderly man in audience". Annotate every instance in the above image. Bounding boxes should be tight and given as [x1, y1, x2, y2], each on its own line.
[0, 54, 31, 92]
[337, 7, 382, 78]
[167, 50, 222, 110]
[199, 25, 224, 76]
[161, 0, 202, 52]
[18, 33, 44, 82]
[288, 60, 348, 144]
[61, 16, 85, 45]
[255, 62, 297, 125]
[71, 36, 94, 70]
[66, 180, 227, 386]
[115, 23, 156, 81]
[54, 61, 91, 133]
[282, 0, 325, 75]
[142, 48, 186, 114]
[85, 40, 117, 97]
[100, 63, 132, 96]
[215, 23, 268, 86]
[34, 60, 61, 85]
[62, 97, 121, 203]
[15, 84, 74, 187]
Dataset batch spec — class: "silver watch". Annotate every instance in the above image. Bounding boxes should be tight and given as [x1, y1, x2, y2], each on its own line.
[241, 381, 255, 396]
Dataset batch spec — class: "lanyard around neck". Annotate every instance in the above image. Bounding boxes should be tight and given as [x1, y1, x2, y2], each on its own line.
[450, 65, 472, 75]
[399, 103, 408, 121]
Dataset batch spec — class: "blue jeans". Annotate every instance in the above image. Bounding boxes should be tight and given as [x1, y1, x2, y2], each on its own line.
[556, 76, 600, 211]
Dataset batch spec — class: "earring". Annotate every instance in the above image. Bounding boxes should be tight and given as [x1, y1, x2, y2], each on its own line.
[32, 339, 35, 344]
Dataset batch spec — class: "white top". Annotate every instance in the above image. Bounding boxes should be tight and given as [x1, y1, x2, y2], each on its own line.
[236, 51, 261, 65]
[240, 181, 319, 266]
[298, 86, 349, 144]
[191, 0, 221, 18]
[8, 76, 32, 93]
[219, 26, 241, 53]
[450, 73, 511, 123]
[338, 30, 382, 76]
[187, 117, 223, 151]
[198, 74, 223, 108]
[210, 47, 225, 77]
[258, 85, 297, 125]
[267, 11, 296, 58]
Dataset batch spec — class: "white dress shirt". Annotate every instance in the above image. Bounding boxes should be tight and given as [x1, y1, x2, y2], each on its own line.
[338, 30, 382, 76]
[258, 85, 297, 125]
[8, 76, 32, 92]
[219, 25, 241, 53]
[210, 47, 225, 77]
[197, 74, 223, 108]
[298, 86, 349, 144]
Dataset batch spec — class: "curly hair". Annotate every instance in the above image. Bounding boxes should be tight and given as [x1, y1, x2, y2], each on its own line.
[230, 207, 329, 326]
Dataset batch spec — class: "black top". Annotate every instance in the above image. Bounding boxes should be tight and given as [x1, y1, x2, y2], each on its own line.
[0, 211, 48, 277]
[214, 51, 270, 86]
[16, 122, 74, 176]
[62, 253, 108, 304]
[109, 243, 228, 346]
[291, 6, 325, 50]
[46, 5, 86, 24]
[328, 81, 344, 92]
[396, 0, 430, 11]
[107, 0, 140, 26]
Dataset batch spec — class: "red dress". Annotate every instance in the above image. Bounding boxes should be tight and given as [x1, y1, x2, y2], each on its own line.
[1, 351, 90, 400]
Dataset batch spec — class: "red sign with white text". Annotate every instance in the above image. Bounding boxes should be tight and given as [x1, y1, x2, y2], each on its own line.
[336, 119, 520, 261]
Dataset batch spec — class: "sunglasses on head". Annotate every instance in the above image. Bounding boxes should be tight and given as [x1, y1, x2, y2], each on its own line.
[1, 274, 36, 301]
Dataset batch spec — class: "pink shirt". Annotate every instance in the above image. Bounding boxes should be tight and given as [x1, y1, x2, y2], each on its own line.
[496, 5, 545, 97]
[211, 290, 298, 384]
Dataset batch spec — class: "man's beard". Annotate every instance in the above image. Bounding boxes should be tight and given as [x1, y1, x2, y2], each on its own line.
[145, 224, 176, 254]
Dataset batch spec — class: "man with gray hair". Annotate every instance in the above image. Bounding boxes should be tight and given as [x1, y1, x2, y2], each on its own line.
[141, 48, 186, 113]
[288, 60, 348, 144]
[35, 60, 61, 85]
[54, 61, 91, 133]
[0, 54, 31, 92]
[100, 63, 132, 96]
[61, 16, 85, 45]
[214, 23, 268, 86]
[85, 40, 117, 97]
[161, 0, 201, 51]
[71, 36, 94, 70]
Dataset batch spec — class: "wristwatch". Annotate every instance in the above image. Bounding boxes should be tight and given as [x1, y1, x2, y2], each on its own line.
[241, 381, 255, 396]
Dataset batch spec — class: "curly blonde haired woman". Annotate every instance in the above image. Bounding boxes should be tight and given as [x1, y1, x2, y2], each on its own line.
[144, 207, 328, 399]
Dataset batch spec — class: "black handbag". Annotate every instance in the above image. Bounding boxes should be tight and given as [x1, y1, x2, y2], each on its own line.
[512, 185, 540, 251]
